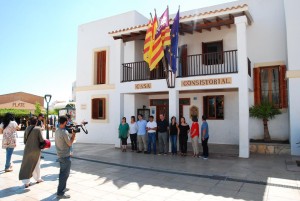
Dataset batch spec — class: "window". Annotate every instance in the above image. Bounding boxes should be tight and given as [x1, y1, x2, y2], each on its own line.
[92, 98, 106, 119]
[254, 65, 287, 108]
[202, 40, 223, 65]
[96, 51, 106, 84]
[203, 95, 224, 120]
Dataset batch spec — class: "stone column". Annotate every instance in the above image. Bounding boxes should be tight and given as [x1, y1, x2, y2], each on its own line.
[169, 88, 179, 152]
[235, 16, 250, 158]
[114, 39, 125, 148]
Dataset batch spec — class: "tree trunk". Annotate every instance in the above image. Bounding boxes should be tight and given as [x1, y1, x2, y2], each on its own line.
[263, 119, 271, 142]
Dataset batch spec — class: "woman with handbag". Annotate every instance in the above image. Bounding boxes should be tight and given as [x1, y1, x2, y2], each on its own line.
[19, 116, 45, 188]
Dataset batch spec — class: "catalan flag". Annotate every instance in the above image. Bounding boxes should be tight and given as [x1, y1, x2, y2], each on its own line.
[143, 20, 153, 65]
[149, 14, 164, 70]
[159, 7, 171, 46]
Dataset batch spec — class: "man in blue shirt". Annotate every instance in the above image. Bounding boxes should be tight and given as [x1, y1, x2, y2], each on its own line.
[136, 114, 148, 153]
[201, 115, 209, 159]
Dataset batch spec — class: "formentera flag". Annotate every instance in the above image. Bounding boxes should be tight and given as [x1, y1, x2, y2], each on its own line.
[158, 7, 171, 46]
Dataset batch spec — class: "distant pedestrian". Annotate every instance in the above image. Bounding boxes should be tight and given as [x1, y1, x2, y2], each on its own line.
[178, 117, 189, 156]
[190, 116, 200, 157]
[201, 115, 209, 159]
[147, 116, 157, 154]
[169, 116, 179, 155]
[55, 115, 76, 199]
[129, 116, 138, 152]
[19, 116, 44, 188]
[157, 114, 169, 155]
[37, 114, 45, 130]
[119, 117, 129, 152]
[136, 114, 147, 153]
[0, 113, 21, 172]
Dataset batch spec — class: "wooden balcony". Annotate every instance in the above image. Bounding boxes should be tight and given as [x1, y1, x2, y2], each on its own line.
[121, 50, 238, 82]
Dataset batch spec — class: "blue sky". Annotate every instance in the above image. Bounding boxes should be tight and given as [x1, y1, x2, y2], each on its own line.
[0, 0, 235, 105]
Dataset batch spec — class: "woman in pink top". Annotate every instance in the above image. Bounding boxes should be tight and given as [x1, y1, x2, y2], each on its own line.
[190, 116, 199, 157]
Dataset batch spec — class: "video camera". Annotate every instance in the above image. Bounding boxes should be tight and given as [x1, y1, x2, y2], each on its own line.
[66, 122, 88, 134]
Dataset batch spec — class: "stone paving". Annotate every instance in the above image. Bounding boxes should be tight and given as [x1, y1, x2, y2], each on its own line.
[0, 131, 300, 201]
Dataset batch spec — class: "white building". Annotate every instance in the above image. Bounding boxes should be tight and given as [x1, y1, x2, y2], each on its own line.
[75, 0, 300, 158]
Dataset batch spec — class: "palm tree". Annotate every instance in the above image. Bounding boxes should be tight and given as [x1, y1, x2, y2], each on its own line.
[249, 102, 281, 142]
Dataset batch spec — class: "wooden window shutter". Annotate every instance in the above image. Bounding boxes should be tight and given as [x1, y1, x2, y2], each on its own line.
[97, 51, 106, 84]
[253, 67, 261, 105]
[279, 65, 287, 108]
[202, 42, 206, 65]
[181, 45, 188, 76]
[92, 99, 99, 119]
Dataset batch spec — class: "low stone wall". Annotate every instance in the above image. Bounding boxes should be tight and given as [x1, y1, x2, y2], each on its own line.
[250, 143, 290, 155]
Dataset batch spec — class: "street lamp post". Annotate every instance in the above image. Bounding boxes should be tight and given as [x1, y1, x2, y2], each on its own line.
[44, 94, 52, 139]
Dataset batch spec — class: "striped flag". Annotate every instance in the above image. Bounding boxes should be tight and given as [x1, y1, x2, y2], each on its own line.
[143, 20, 153, 65]
[159, 7, 171, 46]
[149, 15, 164, 70]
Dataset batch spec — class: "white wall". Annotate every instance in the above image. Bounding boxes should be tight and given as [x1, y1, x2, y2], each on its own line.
[284, 0, 300, 155]
[246, 0, 287, 63]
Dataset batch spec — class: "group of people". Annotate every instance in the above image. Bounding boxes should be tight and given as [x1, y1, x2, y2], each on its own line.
[118, 113, 209, 159]
[0, 113, 76, 199]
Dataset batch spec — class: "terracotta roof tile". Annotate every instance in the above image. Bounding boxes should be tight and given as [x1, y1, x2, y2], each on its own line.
[109, 4, 248, 35]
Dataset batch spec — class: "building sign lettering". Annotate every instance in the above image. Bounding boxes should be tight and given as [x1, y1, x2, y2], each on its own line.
[181, 77, 232, 87]
[12, 102, 25, 108]
[135, 83, 152, 90]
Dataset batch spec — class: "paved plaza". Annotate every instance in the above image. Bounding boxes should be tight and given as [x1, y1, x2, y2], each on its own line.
[0, 131, 300, 201]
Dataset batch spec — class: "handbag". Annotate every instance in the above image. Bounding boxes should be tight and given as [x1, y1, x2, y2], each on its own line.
[26, 126, 50, 149]
[39, 139, 51, 149]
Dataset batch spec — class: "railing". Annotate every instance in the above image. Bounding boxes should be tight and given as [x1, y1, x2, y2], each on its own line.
[121, 50, 238, 82]
[122, 61, 165, 82]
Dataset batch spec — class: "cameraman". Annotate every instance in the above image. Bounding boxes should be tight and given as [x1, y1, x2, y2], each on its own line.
[55, 115, 76, 199]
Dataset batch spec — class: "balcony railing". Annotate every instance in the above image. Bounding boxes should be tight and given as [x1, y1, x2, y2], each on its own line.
[121, 50, 238, 82]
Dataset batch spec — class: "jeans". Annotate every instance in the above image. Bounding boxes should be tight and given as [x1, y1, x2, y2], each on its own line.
[5, 148, 14, 170]
[170, 135, 177, 154]
[130, 133, 137, 150]
[147, 132, 156, 154]
[202, 137, 209, 158]
[158, 131, 168, 154]
[57, 157, 71, 196]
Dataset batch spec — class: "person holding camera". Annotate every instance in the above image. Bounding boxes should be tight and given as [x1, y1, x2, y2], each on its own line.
[55, 115, 76, 199]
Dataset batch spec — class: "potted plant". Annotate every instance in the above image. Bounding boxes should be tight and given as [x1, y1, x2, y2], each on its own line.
[249, 101, 281, 142]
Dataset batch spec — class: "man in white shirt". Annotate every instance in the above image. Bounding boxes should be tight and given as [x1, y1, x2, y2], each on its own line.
[146, 116, 157, 154]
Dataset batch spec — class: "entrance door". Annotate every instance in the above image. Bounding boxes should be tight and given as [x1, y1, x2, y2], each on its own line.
[156, 105, 169, 122]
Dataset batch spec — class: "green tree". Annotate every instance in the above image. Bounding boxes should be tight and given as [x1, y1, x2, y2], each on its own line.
[34, 102, 42, 116]
[249, 102, 281, 142]
[0, 109, 30, 118]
